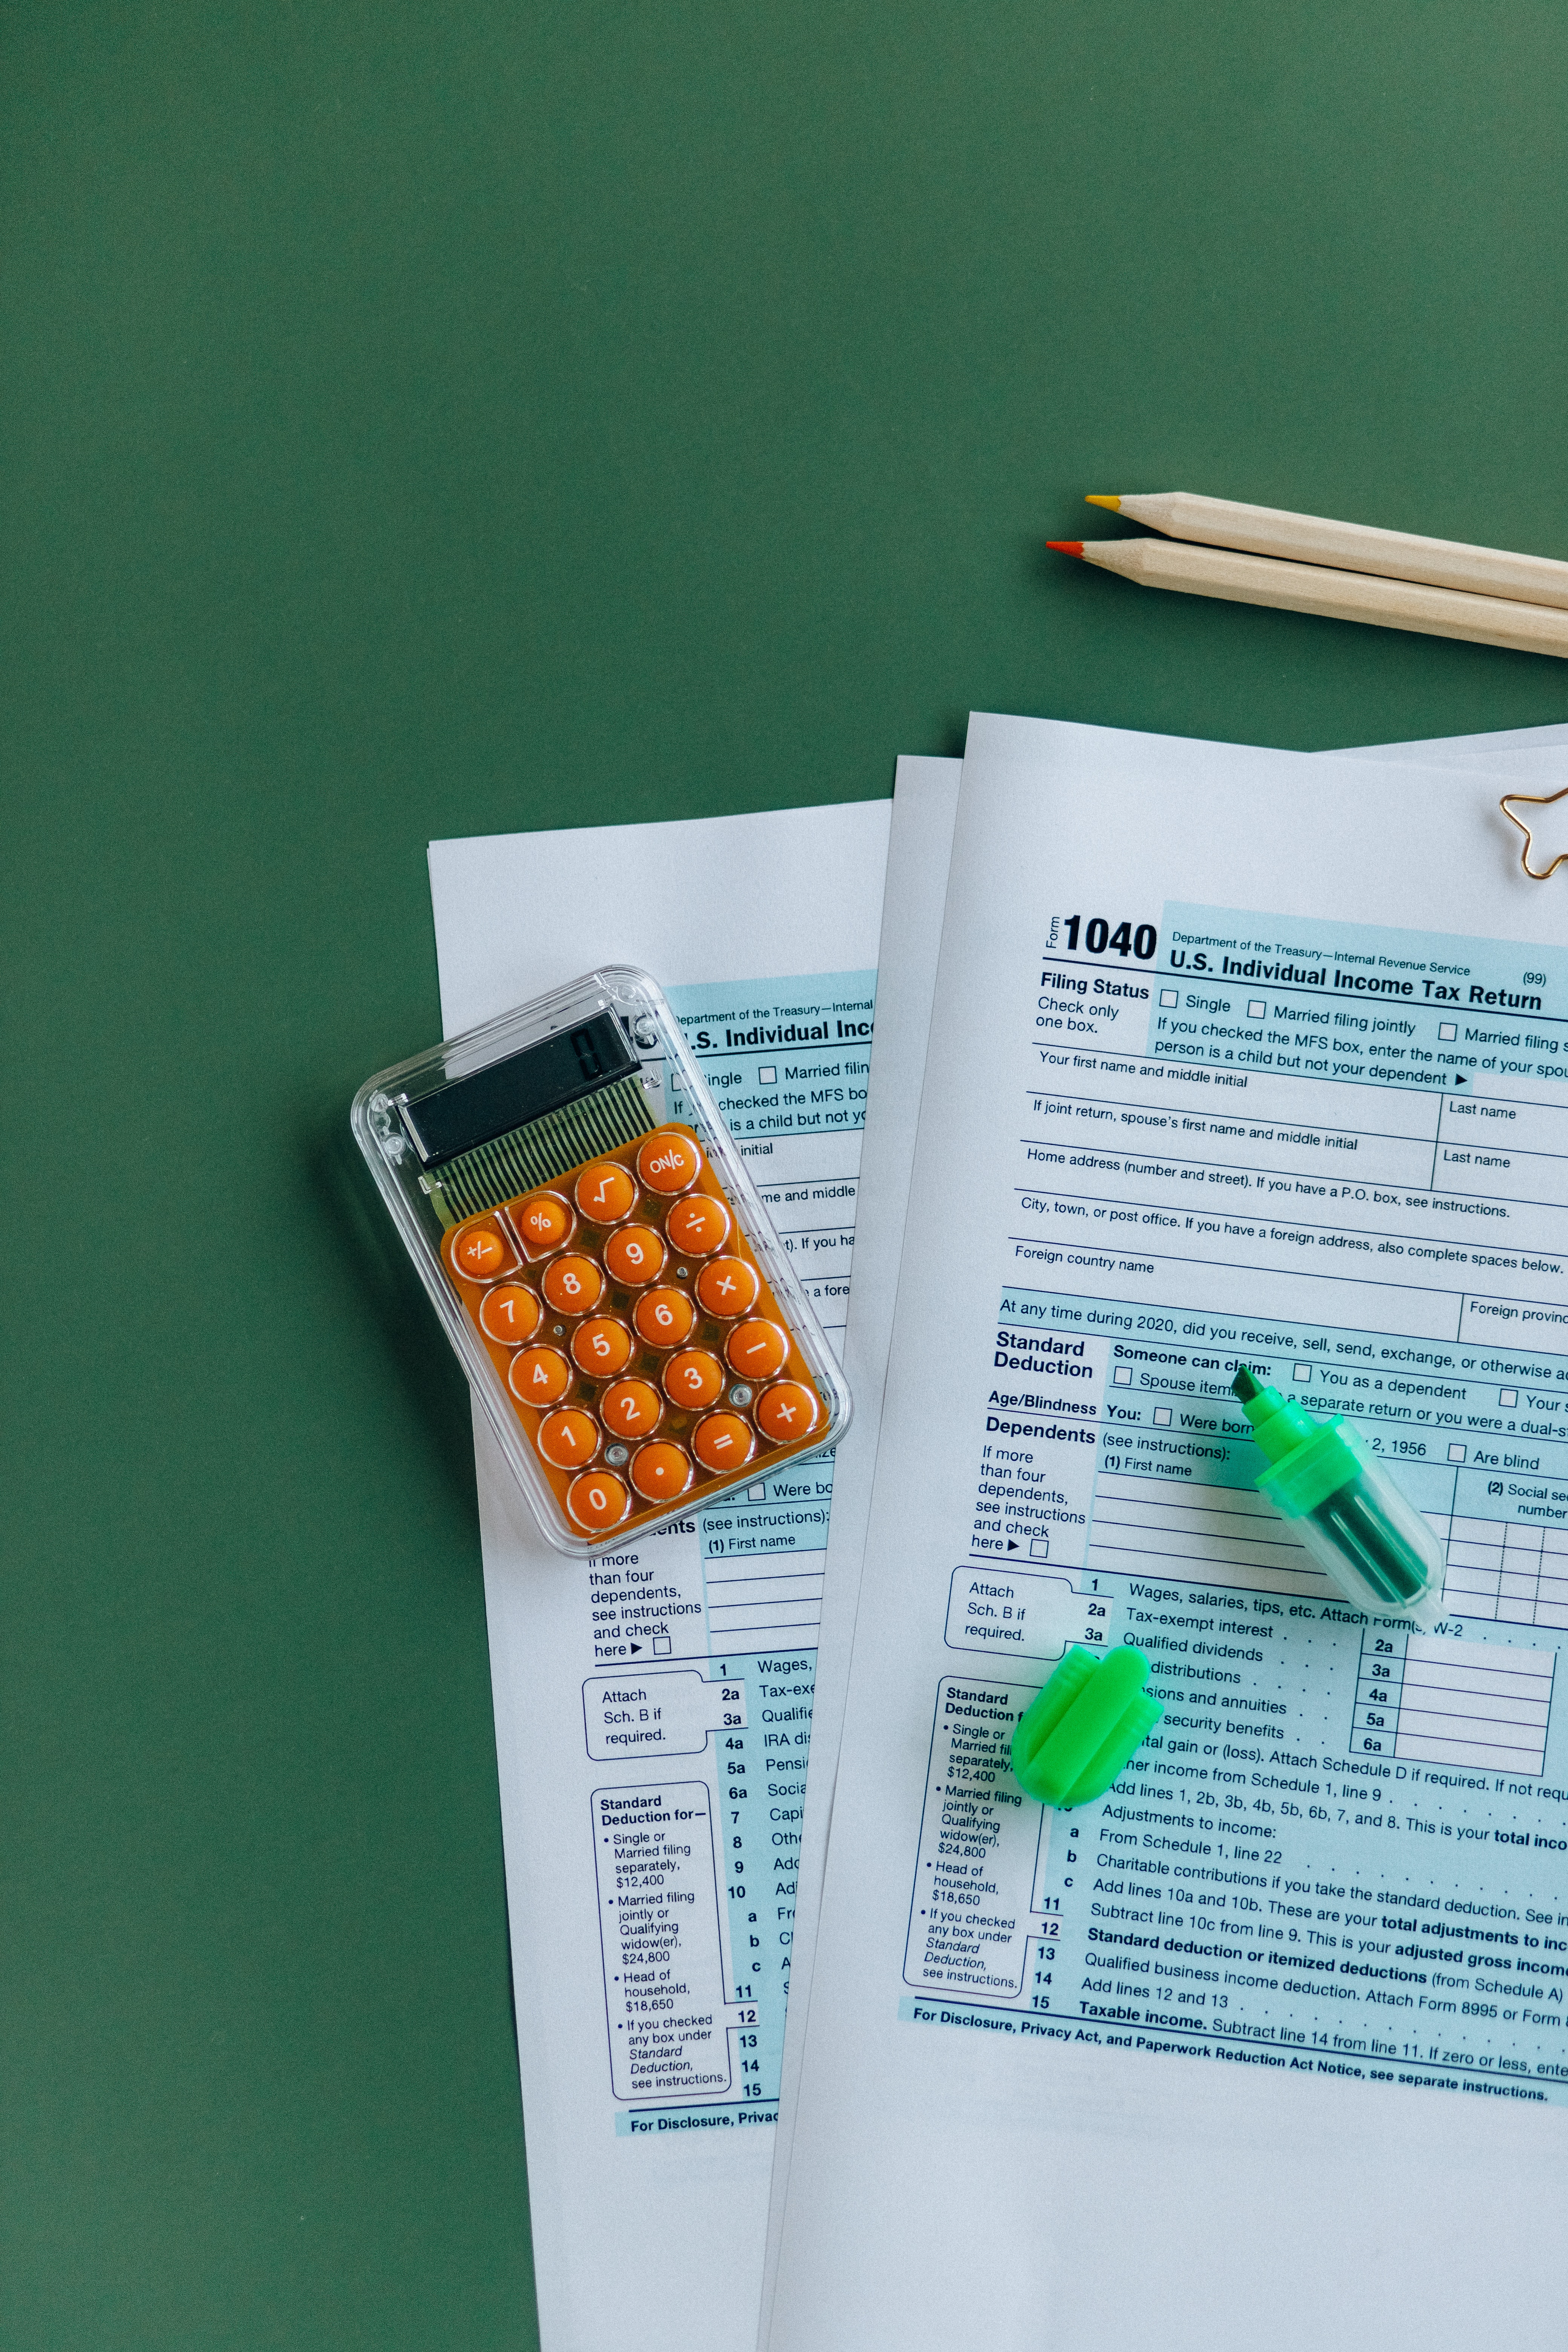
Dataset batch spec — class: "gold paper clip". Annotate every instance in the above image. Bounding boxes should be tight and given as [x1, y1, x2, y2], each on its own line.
[1500, 784, 1568, 880]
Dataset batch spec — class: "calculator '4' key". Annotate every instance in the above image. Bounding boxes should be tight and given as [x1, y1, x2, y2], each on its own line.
[508, 1346, 572, 1408]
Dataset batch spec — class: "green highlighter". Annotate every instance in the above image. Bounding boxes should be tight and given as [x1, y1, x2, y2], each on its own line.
[1231, 1367, 1444, 1631]
[1011, 1645, 1163, 1808]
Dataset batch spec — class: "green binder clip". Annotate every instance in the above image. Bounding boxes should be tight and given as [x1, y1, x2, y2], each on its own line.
[1010, 1644, 1162, 1808]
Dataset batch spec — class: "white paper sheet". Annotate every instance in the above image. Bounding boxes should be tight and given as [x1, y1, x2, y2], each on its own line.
[428, 801, 891, 2352]
[766, 718, 1568, 2352]
[760, 727, 1568, 2334]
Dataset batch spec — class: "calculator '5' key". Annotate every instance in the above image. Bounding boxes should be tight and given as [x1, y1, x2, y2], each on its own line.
[571, 1317, 634, 1378]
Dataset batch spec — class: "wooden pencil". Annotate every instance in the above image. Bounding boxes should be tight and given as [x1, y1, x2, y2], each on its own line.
[1046, 536, 1568, 658]
[1084, 491, 1568, 611]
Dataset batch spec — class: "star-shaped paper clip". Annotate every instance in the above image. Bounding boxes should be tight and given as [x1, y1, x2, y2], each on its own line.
[1500, 783, 1568, 880]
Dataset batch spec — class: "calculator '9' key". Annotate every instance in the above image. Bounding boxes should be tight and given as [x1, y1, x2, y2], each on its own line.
[603, 1224, 666, 1287]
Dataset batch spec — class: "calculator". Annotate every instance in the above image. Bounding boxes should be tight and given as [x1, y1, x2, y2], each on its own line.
[352, 968, 851, 1554]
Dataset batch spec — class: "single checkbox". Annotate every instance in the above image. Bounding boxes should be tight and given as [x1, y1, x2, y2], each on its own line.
[1500, 1389, 1517, 1408]
[1159, 988, 1178, 1008]
[1438, 1022, 1456, 1041]
[1112, 1366, 1133, 1386]
[758, 1065, 776, 1084]
[1248, 998, 1266, 1019]
[1153, 1406, 1172, 1426]
[1448, 1442, 1466, 1462]
[747, 1482, 766, 1501]
[1292, 1364, 1311, 1383]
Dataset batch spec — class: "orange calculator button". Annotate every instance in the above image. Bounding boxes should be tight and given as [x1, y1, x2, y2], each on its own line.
[755, 1380, 820, 1445]
[637, 1129, 703, 1194]
[725, 1320, 789, 1381]
[567, 1470, 631, 1534]
[574, 1161, 638, 1223]
[514, 1191, 574, 1256]
[452, 1220, 514, 1282]
[603, 1225, 667, 1287]
[664, 1349, 725, 1410]
[508, 1346, 572, 1407]
[571, 1316, 634, 1377]
[599, 1378, 663, 1440]
[629, 1441, 692, 1503]
[479, 1284, 543, 1346]
[666, 1193, 730, 1256]
[692, 1412, 755, 1473]
[541, 1254, 605, 1315]
[695, 1256, 760, 1318]
[634, 1287, 696, 1349]
[537, 1407, 600, 1469]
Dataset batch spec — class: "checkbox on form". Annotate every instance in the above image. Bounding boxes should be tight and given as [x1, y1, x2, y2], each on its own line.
[1439, 1022, 1457, 1041]
[1292, 1364, 1311, 1383]
[1113, 1366, 1132, 1386]
[1500, 1389, 1518, 1408]
[1153, 1406, 1172, 1426]
[1449, 1442, 1467, 1463]
[758, 1065, 776, 1083]
[1248, 998, 1266, 1019]
[1159, 988, 1178, 1008]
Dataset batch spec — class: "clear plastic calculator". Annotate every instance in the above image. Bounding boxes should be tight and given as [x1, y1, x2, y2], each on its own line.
[351, 967, 851, 1554]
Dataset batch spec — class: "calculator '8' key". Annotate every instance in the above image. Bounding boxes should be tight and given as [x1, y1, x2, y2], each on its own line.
[541, 1254, 605, 1316]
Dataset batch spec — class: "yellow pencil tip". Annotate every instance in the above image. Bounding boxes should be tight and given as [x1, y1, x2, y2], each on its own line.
[1084, 494, 1121, 511]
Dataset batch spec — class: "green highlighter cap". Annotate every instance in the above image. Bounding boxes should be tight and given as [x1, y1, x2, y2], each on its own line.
[1011, 1645, 1163, 1808]
[1231, 1367, 1443, 1631]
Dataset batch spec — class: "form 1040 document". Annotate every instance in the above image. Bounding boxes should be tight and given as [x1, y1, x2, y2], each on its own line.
[767, 717, 1568, 2352]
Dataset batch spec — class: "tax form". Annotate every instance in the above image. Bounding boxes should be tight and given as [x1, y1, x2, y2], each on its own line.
[767, 718, 1568, 2352]
[428, 800, 888, 2352]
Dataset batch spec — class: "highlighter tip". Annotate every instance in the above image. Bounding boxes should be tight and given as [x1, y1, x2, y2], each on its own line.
[1232, 1367, 1261, 1404]
[1046, 541, 1085, 558]
[1084, 494, 1121, 511]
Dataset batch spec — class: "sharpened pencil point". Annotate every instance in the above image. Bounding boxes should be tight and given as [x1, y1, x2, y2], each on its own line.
[1084, 495, 1121, 512]
[1046, 541, 1084, 558]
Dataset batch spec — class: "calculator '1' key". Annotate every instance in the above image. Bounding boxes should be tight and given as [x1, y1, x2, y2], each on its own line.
[536, 1408, 600, 1470]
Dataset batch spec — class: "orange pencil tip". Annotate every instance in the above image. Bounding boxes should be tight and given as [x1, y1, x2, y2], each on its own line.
[1084, 494, 1121, 512]
[1046, 541, 1084, 558]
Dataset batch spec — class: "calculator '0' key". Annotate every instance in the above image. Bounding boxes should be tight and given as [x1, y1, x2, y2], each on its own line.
[479, 1283, 543, 1347]
[633, 1287, 696, 1349]
[692, 1412, 755, 1474]
[695, 1256, 760, 1318]
[636, 1129, 703, 1195]
[724, 1319, 789, 1382]
[603, 1224, 667, 1287]
[566, 1470, 631, 1534]
[572, 1161, 638, 1224]
[663, 1349, 725, 1411]
[541, 1254, 605, 1316]
[755, 1380, 820, 1445]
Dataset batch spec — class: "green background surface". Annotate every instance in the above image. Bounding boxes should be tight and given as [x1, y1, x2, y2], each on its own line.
[6, 4, 1568, 2344]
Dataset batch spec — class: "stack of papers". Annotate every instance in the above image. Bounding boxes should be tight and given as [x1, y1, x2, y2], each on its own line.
[428, 717, 1568, 2352]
